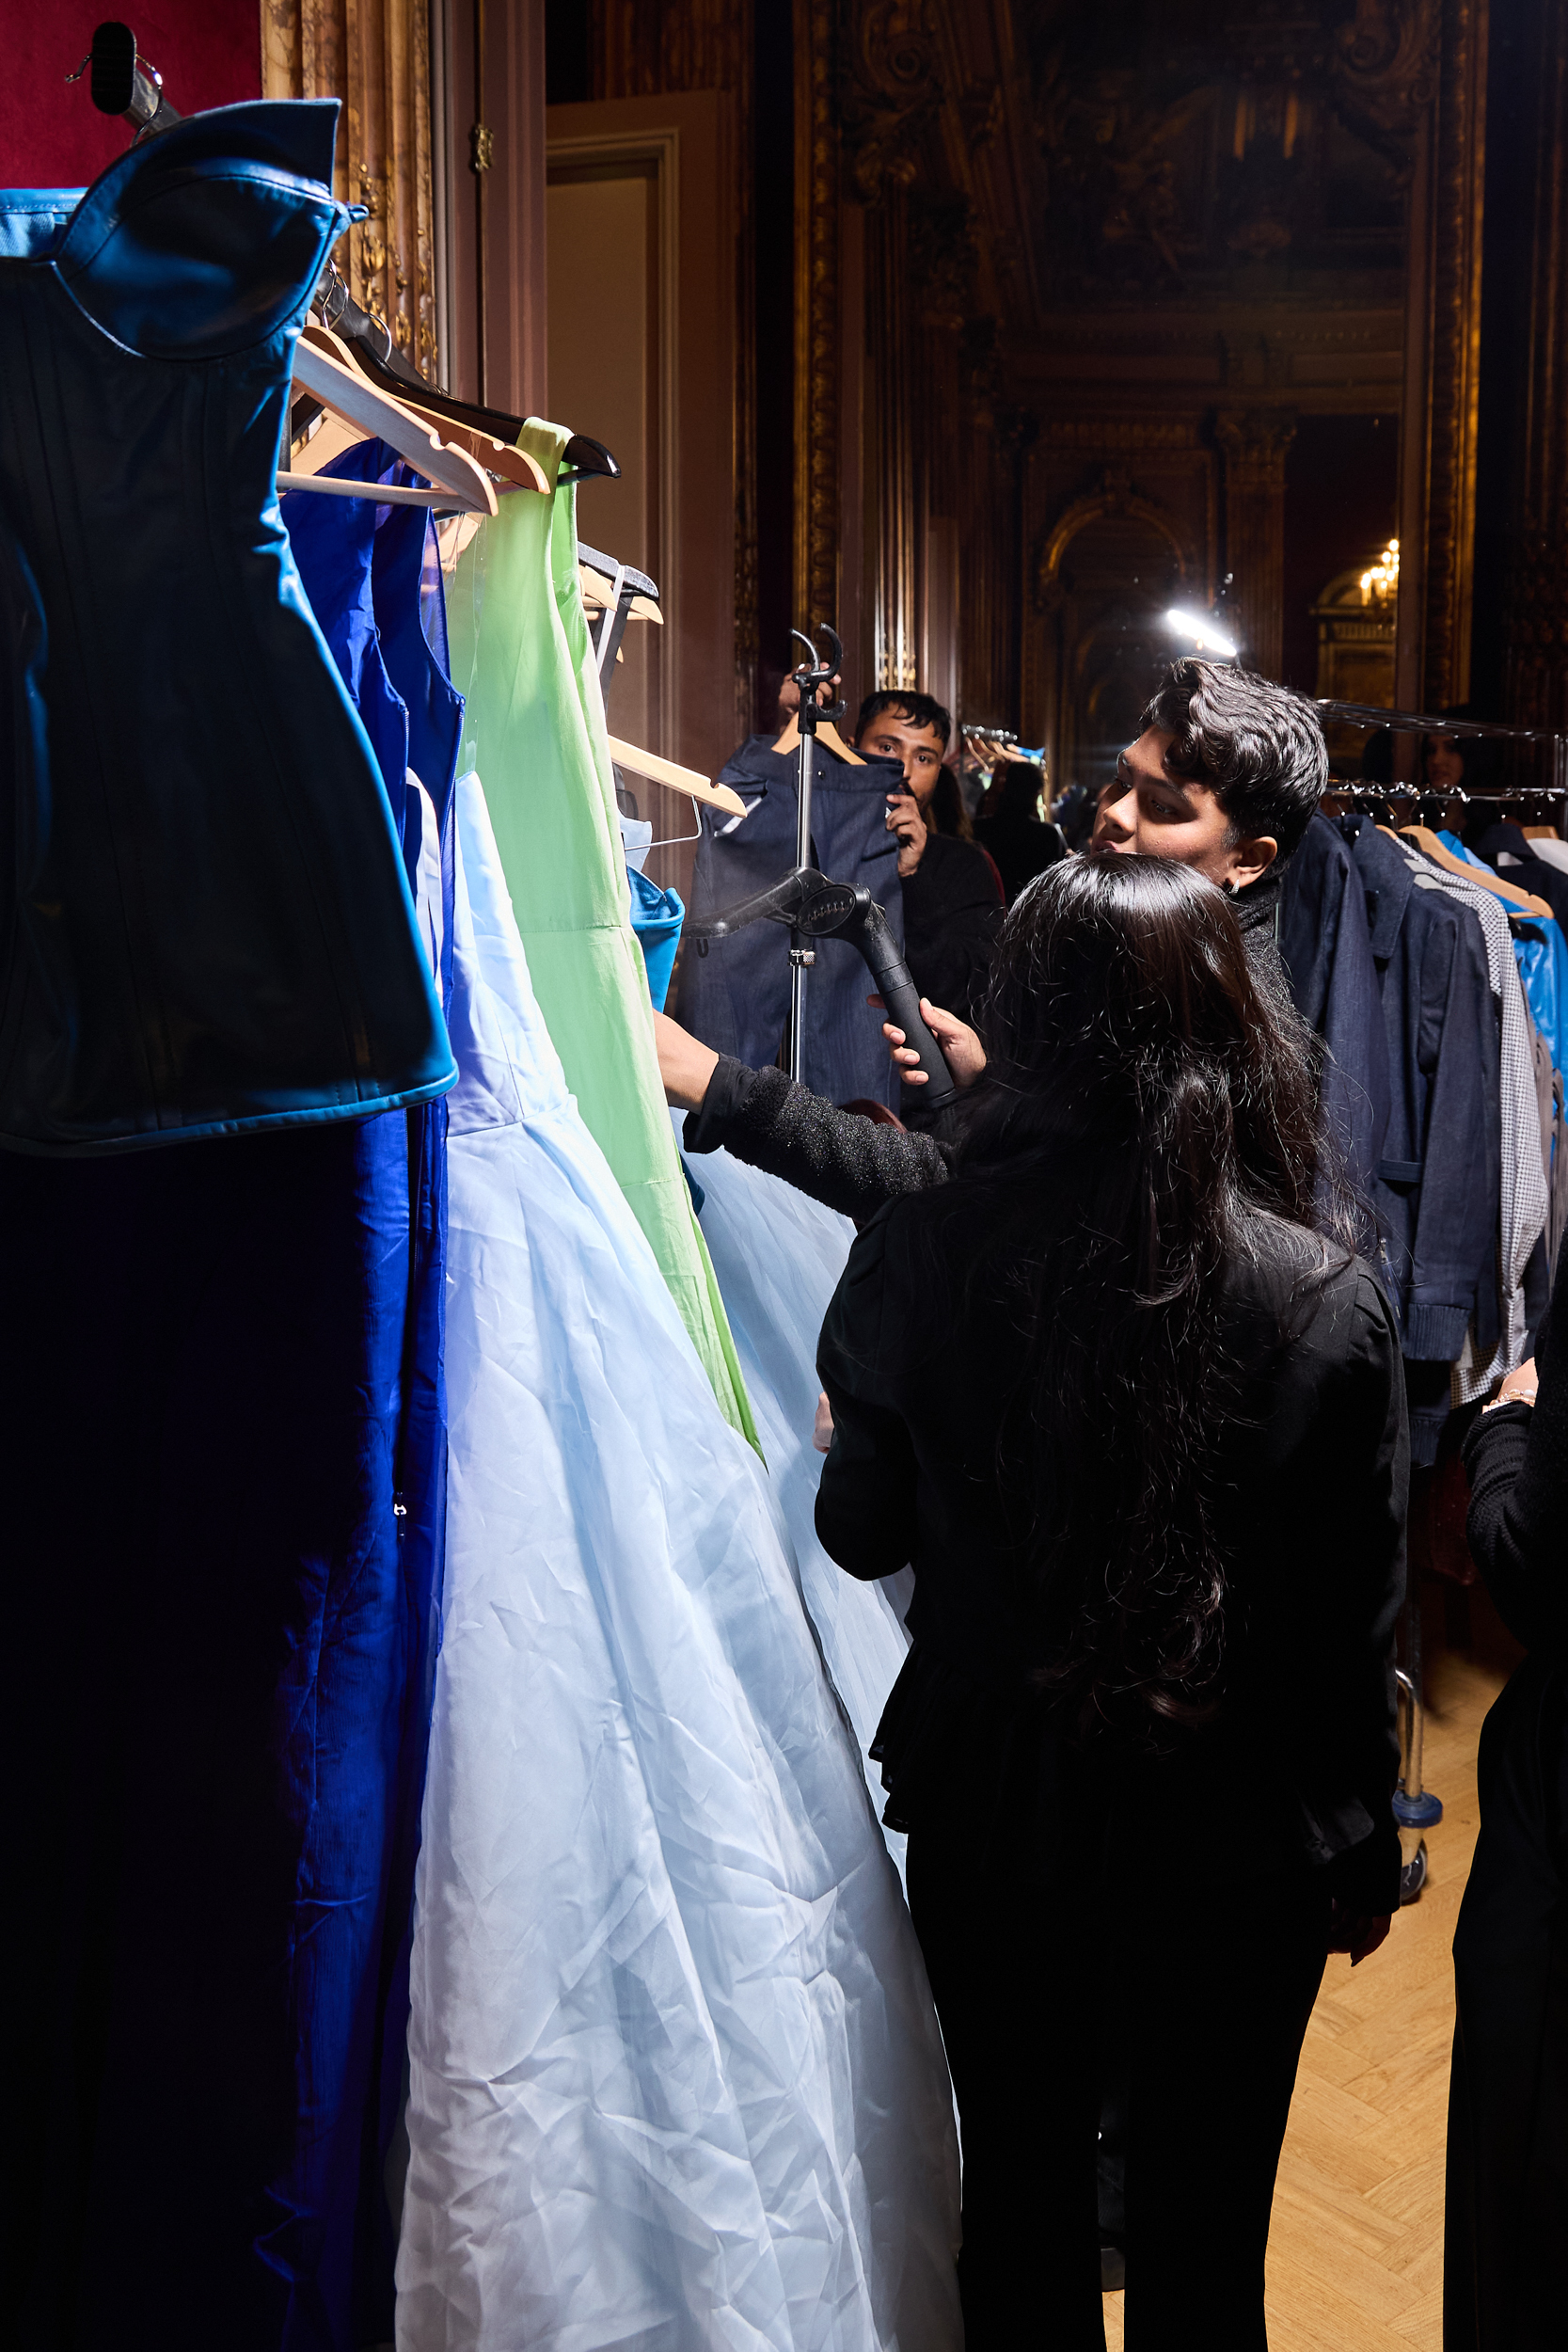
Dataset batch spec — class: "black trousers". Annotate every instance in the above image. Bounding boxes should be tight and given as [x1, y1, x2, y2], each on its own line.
[906, 1784, 1328, 2350]
[1445, 1649, 1568, 2352]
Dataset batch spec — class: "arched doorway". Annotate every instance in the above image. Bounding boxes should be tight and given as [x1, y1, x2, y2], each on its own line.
[1034, 488, 1197, 803]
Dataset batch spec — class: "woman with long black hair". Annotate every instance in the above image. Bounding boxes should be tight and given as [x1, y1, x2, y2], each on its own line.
[815, 853, 1408, 2347]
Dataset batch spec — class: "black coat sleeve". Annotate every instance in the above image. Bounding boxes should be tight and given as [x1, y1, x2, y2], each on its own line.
[1299, 1271, 1409, 1916]
[814, 1210, 920, 1581]
[1462, 1246, 1568, 1652]
[683, 1055, 953, 1223]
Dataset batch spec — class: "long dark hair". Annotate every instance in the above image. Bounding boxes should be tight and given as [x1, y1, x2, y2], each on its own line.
[942, 852, 1339, 1743]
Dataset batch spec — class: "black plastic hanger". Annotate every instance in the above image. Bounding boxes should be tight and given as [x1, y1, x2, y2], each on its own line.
[318, 277, 619, 481]
[66, 20, 180, 141]
[71, 28, 618, 488]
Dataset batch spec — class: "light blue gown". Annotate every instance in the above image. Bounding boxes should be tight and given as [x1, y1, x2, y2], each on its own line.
[677, 1120, 916, 1869]
[396, 772, 960, 2351]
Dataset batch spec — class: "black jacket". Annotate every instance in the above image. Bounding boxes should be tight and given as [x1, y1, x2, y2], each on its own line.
[899, 832, 1002, 1026]
[1346, 818, 1500, 1464]
[814, 1192, 1408, 1911]
[1279, 812, 1392, 1218]
[973, 812, 1066, 905]
[1462, 1242, 1568, 1655]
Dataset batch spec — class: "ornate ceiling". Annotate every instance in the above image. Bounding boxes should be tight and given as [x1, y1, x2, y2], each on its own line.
[838, 1, 1438, 358]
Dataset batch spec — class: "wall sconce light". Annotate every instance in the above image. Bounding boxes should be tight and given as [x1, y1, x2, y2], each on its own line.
[1360, 538, 1400, 605]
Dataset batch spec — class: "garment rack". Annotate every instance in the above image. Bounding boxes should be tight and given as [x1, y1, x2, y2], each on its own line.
[1316, 695, 1567, 1896]
[1315, 698, 1568, 804]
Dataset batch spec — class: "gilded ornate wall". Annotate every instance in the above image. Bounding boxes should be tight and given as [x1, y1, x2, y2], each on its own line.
[254, 0, 1542, 770]
[1503, 0, 1568, 731]
[261, 0, 438, 373]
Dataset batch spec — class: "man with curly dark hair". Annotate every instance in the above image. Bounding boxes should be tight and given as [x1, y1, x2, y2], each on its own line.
[1091, 657, 1328, 1012]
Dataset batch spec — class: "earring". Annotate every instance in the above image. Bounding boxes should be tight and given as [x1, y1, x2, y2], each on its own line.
[1222, 877, 1239, 898]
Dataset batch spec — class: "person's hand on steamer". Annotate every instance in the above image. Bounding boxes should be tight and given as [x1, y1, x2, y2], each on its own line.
[655, 996, 985, 1107]
[867, 995, 986, 1090]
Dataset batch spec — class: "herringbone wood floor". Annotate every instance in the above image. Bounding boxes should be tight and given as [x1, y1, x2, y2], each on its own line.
[1103, 1588, 1522, 2351]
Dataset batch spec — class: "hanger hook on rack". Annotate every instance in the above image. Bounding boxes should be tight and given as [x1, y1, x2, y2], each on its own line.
[318, 255, 350, 330]
[67, 21, 181, 143]
[789, 624, 847, 727]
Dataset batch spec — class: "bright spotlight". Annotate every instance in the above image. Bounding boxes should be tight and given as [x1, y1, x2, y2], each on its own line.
[1164, 607, 1238, 660]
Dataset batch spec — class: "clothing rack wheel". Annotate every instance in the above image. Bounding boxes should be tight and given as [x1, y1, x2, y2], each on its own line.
[1393, 1662, 1443, 1905]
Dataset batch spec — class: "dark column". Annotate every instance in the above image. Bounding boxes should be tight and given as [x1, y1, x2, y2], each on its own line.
[1216, 410, 1298, 681]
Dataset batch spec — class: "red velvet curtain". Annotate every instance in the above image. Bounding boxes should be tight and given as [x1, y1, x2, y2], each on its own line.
[2, 5, 261, 189]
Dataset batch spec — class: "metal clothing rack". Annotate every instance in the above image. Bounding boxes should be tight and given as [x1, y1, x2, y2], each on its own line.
[1315, 698, 1568, 810]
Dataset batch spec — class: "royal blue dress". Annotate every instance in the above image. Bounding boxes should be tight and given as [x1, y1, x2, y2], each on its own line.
[283, 441, 468, 2318]
[0, 110, 453, 2350]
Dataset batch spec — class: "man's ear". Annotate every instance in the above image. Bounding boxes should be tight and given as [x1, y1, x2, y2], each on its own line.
[1225, 833, 1278, 889]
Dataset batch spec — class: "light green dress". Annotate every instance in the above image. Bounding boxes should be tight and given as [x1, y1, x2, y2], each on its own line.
[447, 419, 755, 1441]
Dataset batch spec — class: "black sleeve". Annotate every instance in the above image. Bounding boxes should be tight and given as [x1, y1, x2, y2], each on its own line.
[814, 1211, 920, 1581]
[900, 838, 1004, 1026]
[1462, 1247, 1568, 1651]
[1316, 1273, 1409, 1916]
[683, 1055, 953, 1223]
[1263, 1269, 1407, 1918]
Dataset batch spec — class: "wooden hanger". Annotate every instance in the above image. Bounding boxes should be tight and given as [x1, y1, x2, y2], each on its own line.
[299, 323, 548, 495]
[283, 341, 497, 514]
[605, 737, 747, 819]
[770, 715, 865, 765]
[1399, 826, 1556, 920]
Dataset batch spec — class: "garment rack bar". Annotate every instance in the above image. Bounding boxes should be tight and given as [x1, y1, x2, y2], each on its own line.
[1315, 698, 1566, 747]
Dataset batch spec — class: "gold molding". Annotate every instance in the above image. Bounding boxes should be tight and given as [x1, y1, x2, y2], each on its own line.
[1423, 0, 1487, 708]
[262, 0, 438, 372]
[839, 0, 941, 201]
[1504, 0, 1568, 726]
[793, 0, 840, 634]
[1332, 0, 1441, 152]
